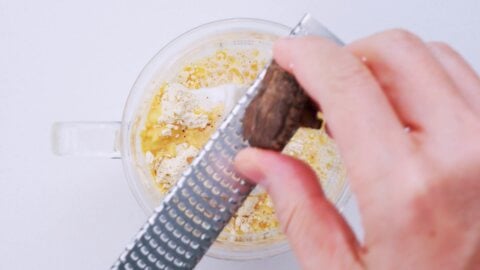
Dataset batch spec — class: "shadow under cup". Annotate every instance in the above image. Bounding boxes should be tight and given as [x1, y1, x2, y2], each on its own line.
[52, 18, 351, 261]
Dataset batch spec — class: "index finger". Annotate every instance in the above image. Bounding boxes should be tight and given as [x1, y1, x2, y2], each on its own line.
[274, 37, 409, 190]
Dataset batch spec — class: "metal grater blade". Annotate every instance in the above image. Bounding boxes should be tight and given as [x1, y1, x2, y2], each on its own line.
[112, 13, 343, 270]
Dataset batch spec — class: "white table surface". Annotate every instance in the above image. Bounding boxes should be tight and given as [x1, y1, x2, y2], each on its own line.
[1, 0, 479, 269]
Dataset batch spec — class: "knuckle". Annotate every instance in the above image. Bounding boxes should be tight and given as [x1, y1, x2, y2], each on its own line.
[298, 36, 342, 59]
[428, 41, 453, 52]
[400, 164, 438, 217]
[332, 57, 373, 89]
[399, 143, 480, 226]
[382, 28, 422, 47]
[427, 41, 461, 58]
[450, 145, 480, 172]
[428, 134, 480, 174]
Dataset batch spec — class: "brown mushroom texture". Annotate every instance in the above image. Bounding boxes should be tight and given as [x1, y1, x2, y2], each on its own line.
[243, 61, 322, 151]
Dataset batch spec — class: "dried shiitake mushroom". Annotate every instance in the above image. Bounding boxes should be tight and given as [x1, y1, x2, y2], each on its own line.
[243, 61, 322, 151]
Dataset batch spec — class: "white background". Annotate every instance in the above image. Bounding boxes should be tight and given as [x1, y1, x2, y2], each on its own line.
[1, 0, 479, 269]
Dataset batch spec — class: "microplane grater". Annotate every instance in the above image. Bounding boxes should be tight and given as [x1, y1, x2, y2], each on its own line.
[112, 13, 344, 270]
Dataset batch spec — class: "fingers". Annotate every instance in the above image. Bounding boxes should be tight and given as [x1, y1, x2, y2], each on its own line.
[235, 148, 362, 270]
[347, 29, 472, 133]
[274, 36, 408, 189]
[427, 42, 480, 115]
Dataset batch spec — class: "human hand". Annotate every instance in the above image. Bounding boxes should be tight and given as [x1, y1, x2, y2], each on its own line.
[235, 31, 480, 269]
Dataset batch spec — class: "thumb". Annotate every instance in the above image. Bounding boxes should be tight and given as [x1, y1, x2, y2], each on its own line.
[235, 148, 362, 270]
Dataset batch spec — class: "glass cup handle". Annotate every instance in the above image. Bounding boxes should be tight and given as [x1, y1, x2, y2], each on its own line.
[51, 121, 122, 159]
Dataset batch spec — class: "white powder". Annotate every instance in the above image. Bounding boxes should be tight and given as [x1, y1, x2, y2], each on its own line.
[235, 216, 250, 232]
[155, 143, 199, 186]
[145, 151, 155, 164]
[237, 196, 258, 216]
[156, 83, 244, 136]
[283, 139, 304, 155]
[240, 223, 250, 233]
[153, 83, 246, 190]
[157, 84, 219, 134]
